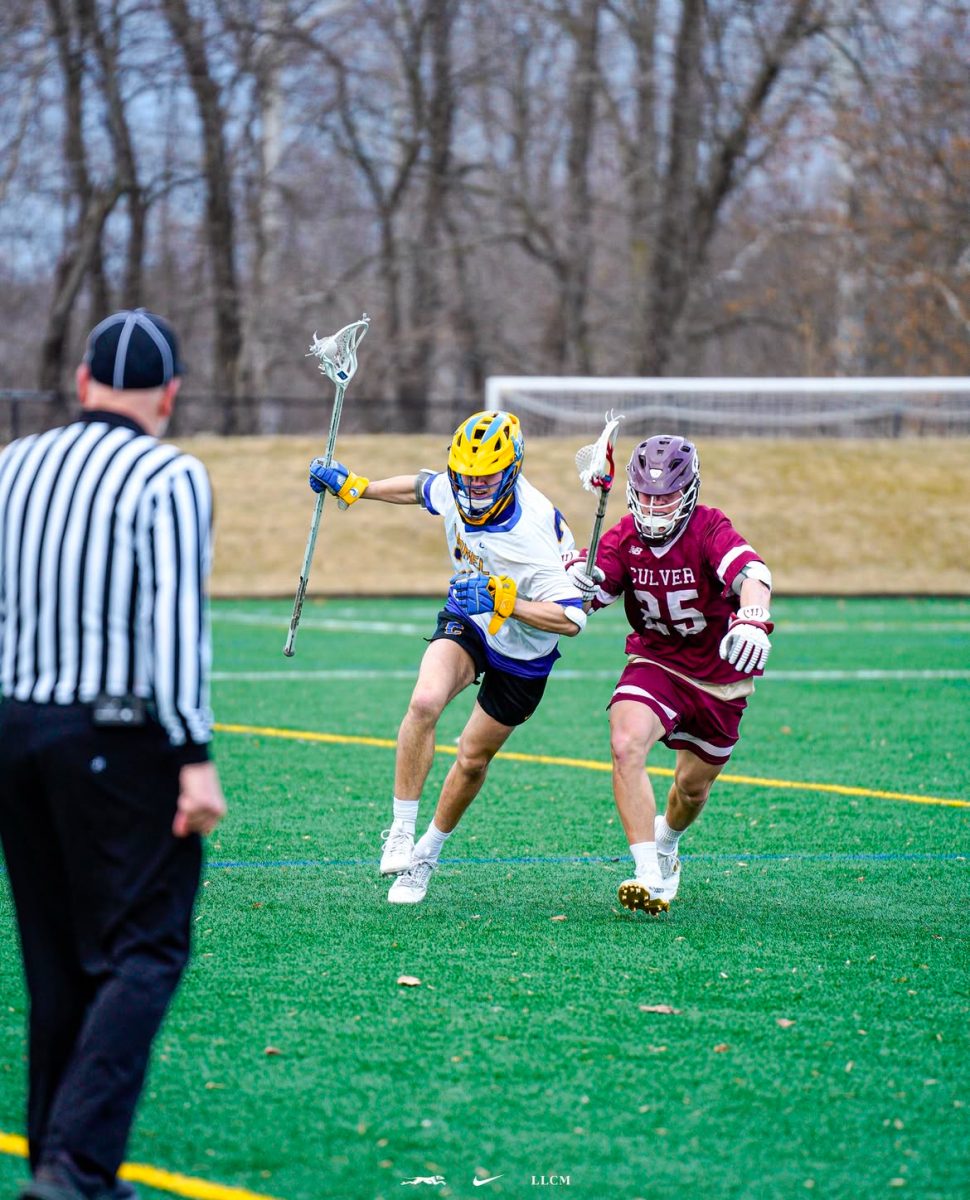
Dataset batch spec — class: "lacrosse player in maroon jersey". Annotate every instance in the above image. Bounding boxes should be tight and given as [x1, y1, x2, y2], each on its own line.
[567, 434, 773, 914]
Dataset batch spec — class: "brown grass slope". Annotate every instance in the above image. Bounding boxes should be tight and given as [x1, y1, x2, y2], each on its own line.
[180, 436, 970, 596]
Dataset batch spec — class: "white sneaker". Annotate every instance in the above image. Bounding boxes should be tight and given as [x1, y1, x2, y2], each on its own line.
[379, 820, 414, 876]
[655, 813, 682, 901]
[617, 872, 674, 915]
[387, 858, 436, 904]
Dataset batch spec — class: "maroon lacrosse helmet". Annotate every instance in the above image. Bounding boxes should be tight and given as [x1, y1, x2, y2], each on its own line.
[626, 434, 700, 544]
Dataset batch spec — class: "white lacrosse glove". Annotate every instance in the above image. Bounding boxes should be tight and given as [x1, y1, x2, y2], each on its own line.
[719, 606, 773, 674]
[563, 551, 605, 602]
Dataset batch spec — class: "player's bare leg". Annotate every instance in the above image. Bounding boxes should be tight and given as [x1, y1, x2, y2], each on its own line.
[381, 640, 476, 876]
[394, 640, 477, 799]
[664, 748, 723, 836]
[432, 702, 515, 832]
[388, 702, 513, 904]
[651, 748, 724, 903]
[609, 701, 673, 913]
[609, 700, 666, 844]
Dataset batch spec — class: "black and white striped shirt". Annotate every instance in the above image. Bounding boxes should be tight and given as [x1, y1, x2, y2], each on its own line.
[0, 410, 213, 761]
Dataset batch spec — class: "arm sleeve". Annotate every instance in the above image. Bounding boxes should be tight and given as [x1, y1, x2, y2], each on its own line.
[424, 471, 450, 516]
[589, 524, 625, 611]
[414, 469, 436, 506]
[148, 455, 214, 763]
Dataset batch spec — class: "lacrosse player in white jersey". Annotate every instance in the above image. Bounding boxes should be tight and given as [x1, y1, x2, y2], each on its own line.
[309, 410, 586, 904]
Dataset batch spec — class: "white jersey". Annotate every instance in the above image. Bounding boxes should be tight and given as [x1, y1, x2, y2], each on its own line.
[420, 472, 585, 677]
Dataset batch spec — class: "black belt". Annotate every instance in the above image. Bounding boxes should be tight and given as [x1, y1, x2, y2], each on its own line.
[1, 694, 150, 727]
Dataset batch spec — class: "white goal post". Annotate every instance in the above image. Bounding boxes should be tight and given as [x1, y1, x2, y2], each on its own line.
[483, 376, 970, 437]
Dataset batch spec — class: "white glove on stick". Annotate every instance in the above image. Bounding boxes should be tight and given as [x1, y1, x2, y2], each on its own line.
[563, 552, 605, 602]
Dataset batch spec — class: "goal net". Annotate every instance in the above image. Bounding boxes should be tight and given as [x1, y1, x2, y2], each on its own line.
[483, 376, 970, 438]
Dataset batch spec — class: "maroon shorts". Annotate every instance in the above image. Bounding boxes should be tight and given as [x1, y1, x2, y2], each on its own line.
[608, 660, 747, 766]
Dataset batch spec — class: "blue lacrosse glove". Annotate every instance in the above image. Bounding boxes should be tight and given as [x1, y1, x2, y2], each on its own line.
[449, 572, 495, 616]
[449, 572, 517, 634]
[308, 458, 369, 505]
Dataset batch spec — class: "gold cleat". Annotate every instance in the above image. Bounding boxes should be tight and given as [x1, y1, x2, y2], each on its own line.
[617, 880, 670, 915]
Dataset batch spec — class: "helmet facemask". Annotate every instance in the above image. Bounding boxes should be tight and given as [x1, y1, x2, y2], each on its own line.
[447, 411, 524, 525]
[626, 435, 700, 545]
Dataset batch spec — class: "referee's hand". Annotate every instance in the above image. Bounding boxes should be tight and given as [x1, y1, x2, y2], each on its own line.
[173, 762, 227, 838]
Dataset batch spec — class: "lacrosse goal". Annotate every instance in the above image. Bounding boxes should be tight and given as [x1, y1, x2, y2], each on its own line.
[483, 376, 970, 438]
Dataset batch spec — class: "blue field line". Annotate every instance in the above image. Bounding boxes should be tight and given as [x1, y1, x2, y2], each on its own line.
[2, 851, 964, 881]
[202, 850, 967, 871]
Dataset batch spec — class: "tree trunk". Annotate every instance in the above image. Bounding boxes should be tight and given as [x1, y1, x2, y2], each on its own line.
[39, 0, 119, 394]
[162, 0, 245, 426]
[559, 0, 601, 373]
[85, 0, 146, 307]
[642, 0, 703, 375]
[398, 0, 458, 427]
[38, 185, 121, 395]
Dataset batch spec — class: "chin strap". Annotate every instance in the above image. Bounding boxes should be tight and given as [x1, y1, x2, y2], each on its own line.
[487, 575, 517, 635]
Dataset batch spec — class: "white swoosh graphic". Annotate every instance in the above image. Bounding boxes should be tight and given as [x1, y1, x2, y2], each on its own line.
[473, 1177, 504, 1187]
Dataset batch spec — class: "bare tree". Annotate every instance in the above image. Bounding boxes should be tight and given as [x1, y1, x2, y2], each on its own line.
[641, 0, 830, 374]
[38, 0, 120, 392]
[397, 0, 459, 426]
[484, 0, 604, 374]
[1, 0, 967, 408]
[161, 0, 245, 422]
[86, 0, 147, 307]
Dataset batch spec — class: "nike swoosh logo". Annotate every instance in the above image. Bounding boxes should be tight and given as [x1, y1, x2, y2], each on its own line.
[473, 1176, 504, 1187]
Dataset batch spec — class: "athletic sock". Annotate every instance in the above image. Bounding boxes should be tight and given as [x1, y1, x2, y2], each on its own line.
[655, 814, 682, 856]
[413, 821, 451, 864]
[392, 798, 419, 832]
[629, 840, 659, 878]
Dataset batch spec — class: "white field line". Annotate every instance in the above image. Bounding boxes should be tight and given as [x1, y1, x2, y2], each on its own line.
[211, 611, 970, 637]
[212, 667, 970, 682]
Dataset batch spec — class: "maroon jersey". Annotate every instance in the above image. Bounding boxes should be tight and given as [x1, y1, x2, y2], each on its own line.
[592, 507, 765, 684]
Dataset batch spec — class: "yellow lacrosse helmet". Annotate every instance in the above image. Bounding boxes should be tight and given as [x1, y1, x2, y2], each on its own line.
[447, 410, 524, 524]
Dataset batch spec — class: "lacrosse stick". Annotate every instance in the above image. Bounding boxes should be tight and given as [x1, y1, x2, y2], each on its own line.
[283, 313, 370, 657]
[575, 410, 624, 572]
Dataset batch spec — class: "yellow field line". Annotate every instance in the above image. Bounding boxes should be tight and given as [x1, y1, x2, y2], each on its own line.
[214, 722, 969, 809]
[0, 1132, 281, 1200]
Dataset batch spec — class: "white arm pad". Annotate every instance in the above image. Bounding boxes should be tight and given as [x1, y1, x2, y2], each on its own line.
[562, 604, 588, 630]
[414, 469, 436, 506]
[732, 560, 773, 594]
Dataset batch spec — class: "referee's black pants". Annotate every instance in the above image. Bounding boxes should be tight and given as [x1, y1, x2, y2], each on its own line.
[0, 701, 202, 1188]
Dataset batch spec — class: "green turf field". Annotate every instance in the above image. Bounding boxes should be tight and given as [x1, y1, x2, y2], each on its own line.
[1, 596, 968, 1200]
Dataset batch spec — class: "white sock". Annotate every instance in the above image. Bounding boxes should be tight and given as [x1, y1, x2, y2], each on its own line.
[630, 840, 658, 878]
[414, 821, 451, 864]
[393, 798, 419, 832]
[655, 814, 682, 856]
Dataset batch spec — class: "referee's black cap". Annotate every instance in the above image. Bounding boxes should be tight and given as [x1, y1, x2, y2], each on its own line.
[85, 309, 184, 390]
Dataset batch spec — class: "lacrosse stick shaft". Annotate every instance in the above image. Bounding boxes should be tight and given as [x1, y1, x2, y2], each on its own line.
[284, 491, 326, 657]
[283, 380, 347, 656]
[576, 409, 623, 577]
[586, 491, 610, 572]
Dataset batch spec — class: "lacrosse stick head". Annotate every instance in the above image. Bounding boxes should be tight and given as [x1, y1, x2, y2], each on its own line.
[576, 410, 624, 493]
[307, 313, 370, 386]
[627, 434, 700, 545]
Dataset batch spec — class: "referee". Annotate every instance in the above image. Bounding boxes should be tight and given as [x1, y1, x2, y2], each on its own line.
[0, 309, 226, 1200]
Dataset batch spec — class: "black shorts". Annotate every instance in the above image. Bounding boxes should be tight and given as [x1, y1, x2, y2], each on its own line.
[430, 609, 548, 727]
